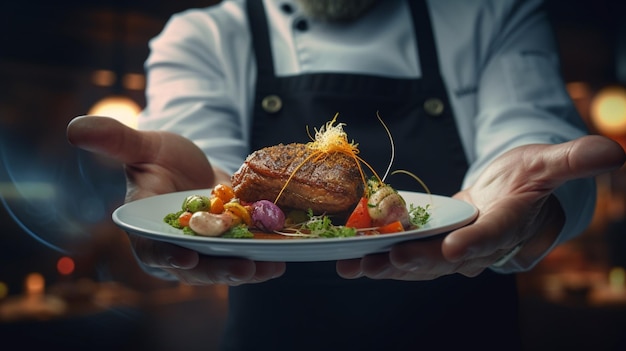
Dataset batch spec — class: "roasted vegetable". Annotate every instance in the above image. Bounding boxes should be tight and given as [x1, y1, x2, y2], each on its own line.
[251, 200, 286, 232]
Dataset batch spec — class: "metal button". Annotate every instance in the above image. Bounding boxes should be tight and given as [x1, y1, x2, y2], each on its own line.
[262, 95, 282, 114]
[280, 3, 294, 14]
[423, 98, 444, 116]
[294, 18, 308, 31]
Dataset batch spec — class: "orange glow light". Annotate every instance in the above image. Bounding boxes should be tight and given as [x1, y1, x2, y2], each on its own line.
[0, 281, 8, 299]
[57, 256, 75, 276]
[25, 273, 45, 295]
[91, 69, 117, 87]
[122, 73, 146, 90]
[567, 81, 591, 100]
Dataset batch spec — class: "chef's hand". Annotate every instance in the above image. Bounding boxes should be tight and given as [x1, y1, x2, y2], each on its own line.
[337, 135, 626, 280]
[67, 116, 285, 285]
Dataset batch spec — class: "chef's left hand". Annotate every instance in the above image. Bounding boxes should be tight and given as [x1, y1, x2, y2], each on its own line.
[336, 135, 625, 280]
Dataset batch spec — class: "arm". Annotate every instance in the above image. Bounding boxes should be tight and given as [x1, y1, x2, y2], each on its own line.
[67, 116, 285, 284]
[463, 0, 594, 272]
[67, 6, 285, 285]
[336, 0, 626, 279]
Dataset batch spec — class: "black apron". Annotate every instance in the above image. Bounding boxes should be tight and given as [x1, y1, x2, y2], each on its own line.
[221, 1, 521, 350]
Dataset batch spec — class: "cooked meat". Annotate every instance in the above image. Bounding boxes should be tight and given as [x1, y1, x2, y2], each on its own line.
[231, 143, 363, 214]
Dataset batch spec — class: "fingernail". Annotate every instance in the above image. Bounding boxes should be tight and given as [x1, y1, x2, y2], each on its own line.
[165, 248, 198, 269]
[339, 268, 363, 279]
[401, 260, 423, 272]
[166, 256, 183, 269]
[226, 274, 245, 283]
[376, 264, 401, 278]
[272, 268, 285, 279]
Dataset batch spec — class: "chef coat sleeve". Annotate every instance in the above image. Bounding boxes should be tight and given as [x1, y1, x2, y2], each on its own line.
[137, 5, 253, 175]
[459, 0, 596, 272]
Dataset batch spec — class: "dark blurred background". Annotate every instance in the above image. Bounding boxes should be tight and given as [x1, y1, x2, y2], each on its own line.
[1, 0, 625, 350]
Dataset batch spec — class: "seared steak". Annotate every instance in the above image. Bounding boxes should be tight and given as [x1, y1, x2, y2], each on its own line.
[231, 143, 363, 214]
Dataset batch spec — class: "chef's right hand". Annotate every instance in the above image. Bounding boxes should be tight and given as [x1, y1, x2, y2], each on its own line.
[66, 115, 286, 285]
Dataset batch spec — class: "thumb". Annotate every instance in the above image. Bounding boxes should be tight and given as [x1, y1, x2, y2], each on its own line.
[66, 115, 156, 165]
[544, 135, 625, 184]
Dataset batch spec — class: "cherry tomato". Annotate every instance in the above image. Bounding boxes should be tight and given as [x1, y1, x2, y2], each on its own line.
[345, 197, 372, 229]
[209, 197, 224, 214]
[178, 211, 193, 227]
[212, 184, 235, 203]
[377, 220, 404, 234]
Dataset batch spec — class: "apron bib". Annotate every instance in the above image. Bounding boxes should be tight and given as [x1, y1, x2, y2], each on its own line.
[221, 1, 521, 350]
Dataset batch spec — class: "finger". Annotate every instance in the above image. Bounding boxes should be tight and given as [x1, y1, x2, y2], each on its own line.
[538, 135, 625, 184]
[441, 202, 522, 262]
[394, 235, 507, 278]
[66, 115, 158, 165]
[390, 237, 475, 279]
[360, 253, 395, 278]
[249, 261, 287, 283]
[184, 256, 256, 285]
[67, 115, 217, 193]
[571, 135, 626, 176]
[169, 259, 285, 286]
[455, 259, 490, 277]
[130, 235, 200, 269]
[339, 253, 444, 280]
[389, 238, 445, 272]
[366, 239, 456, 280]
[336, 258, 363, 279]
[367, 250, 448, 281]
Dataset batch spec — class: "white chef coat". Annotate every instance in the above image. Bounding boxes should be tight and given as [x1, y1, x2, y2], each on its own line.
[138, 0, 596, 272]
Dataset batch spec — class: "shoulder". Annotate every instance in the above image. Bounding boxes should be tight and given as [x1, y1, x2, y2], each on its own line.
[426, 0, 552, 72]
[153, 0, 250, 47]
[427, 0, 546, 29]
[146, 0, 254, 67]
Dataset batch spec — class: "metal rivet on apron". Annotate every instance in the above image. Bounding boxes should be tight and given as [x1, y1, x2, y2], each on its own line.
[261, 95, 283, 114]
[423, 98, 444, 116]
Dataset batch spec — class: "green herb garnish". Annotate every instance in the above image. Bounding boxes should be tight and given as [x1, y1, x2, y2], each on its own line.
[221, 224, 254, 239]
[164, 210, 185, 229]
[409, 203, 431, 227]
[278, 209, 356, 238]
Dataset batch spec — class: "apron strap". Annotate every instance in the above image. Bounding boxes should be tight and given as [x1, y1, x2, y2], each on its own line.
[246, 0, 275, 77]
[408, 0, 444, 89]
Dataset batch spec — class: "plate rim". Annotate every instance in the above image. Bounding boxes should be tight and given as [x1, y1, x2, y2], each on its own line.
[112, 189, 478, 246]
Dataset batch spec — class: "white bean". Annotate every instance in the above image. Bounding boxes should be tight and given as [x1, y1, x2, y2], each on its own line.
[189, 211, 233, 237]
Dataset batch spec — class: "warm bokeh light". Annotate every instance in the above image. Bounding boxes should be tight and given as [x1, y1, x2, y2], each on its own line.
[590, 85, 626, 135]
[56, 256, 75, 276]
[122, 73, 146, 90]
[88, 95, 141, 129]
[91, 69, 117, 87]
[91, 70, 146, 90]
[0, 282, 8, 299]
[609, 267, 625, 292]
[25, 273, 45, 295]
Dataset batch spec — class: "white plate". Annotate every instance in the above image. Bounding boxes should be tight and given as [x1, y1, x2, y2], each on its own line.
[112, 190, 477, 262]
